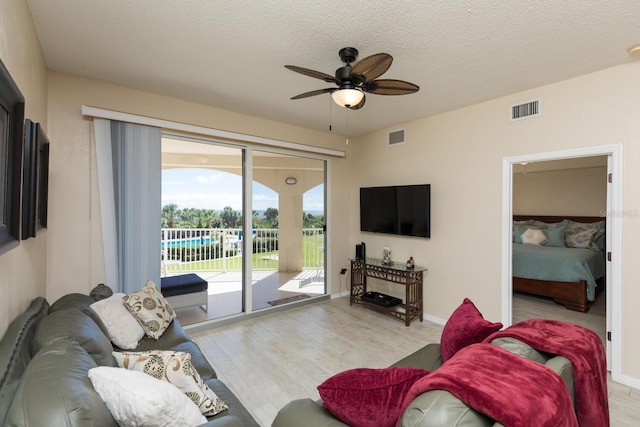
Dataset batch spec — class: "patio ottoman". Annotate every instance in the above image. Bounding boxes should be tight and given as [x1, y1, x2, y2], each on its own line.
[160, 273, 208, 312]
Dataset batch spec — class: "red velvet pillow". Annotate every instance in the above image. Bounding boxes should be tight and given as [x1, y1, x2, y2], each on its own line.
[317, 367, 429, 427]
[440, 298, 503, 362]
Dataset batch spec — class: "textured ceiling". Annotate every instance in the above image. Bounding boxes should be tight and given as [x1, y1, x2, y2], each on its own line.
[26, 0, 640, 136]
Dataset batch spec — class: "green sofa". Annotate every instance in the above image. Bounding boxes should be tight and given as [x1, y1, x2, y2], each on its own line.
[0, 293, 259, 427]
[272, 338, 575, 427]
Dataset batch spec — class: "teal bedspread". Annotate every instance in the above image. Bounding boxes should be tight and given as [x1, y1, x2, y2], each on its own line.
[512, 243, 606, 301]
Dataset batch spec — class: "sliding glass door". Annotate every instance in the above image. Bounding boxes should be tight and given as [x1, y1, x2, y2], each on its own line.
[250, 150, 326, 311]
[161, 136, 327, 325]
[161, 137, 245, 324]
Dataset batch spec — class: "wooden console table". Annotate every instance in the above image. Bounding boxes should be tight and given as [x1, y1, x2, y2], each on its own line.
[350, 257, 426, 326]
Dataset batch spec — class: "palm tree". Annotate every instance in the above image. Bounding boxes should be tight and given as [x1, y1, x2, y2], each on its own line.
[220, 206, 240, 228]
[264, 207, 278, 228]
[180, 208, 198, 227]
[162, 204, 178, 228]
[201, 209, 219, 228]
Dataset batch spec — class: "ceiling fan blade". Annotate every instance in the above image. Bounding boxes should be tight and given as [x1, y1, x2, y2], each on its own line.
[291, 88, 335, 100]
[285, 65, 338, 83]
[351, 53, 393, 82]
[347, 93, 366, 110]
[363, 79, 420, 95]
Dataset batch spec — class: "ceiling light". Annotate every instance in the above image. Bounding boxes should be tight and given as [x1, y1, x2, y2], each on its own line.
[627, 44, 640, 55]
[331, 89, 364, 108]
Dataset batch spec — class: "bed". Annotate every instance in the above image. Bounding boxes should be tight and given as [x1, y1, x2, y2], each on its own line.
[512, 215, 606, 312]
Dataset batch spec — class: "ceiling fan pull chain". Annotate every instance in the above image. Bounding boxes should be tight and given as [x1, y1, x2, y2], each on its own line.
[346, 108, 349, 144]
[329, 95, 332, 132]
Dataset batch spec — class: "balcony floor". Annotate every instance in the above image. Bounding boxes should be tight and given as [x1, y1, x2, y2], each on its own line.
[168, 269, 325, 326]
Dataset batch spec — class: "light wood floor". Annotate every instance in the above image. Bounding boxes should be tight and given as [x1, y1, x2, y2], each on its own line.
[190, 295, 640, 427]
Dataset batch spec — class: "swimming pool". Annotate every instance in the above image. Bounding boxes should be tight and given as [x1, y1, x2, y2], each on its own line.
[161, 236, 213, 249]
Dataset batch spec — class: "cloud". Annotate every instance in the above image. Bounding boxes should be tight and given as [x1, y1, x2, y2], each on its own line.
[162, 192, 243, 210]
[196, 174, 223, 184]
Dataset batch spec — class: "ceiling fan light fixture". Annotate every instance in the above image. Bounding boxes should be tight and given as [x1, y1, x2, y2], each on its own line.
[331, 88, 364, 107]
[627, 43, 640, 55]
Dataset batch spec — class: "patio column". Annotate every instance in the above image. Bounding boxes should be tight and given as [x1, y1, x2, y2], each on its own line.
[278, 171, 303, 272]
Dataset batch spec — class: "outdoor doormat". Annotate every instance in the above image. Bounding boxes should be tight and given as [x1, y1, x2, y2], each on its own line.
[267, 294, 311, 306]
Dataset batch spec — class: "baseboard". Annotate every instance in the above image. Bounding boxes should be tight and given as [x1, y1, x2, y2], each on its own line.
[185, 294, 330, 333]
[613, 372, 640, 391]
[423, 313, 446, 326]
[331, 290, 350, 299]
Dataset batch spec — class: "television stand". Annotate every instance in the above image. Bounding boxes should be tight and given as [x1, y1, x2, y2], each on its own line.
[350, 257, 426, 326]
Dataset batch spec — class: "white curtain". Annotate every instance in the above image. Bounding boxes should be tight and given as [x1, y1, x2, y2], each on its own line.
[94, 119, 161, 293]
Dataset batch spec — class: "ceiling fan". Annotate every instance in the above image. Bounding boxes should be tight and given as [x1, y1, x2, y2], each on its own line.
[285, 47, 419, 110]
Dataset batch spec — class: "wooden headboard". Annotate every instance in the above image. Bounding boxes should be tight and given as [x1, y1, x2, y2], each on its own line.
[513, 214, 605, 224]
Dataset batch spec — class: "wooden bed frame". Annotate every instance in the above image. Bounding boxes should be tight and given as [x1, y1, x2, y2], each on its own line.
[512, 215, 606, 313]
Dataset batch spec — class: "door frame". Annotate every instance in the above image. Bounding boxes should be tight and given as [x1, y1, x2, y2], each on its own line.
[501, 144, 622, 381]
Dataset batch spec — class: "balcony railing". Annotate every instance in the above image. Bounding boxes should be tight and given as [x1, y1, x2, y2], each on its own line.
[161, 227, 324, 275]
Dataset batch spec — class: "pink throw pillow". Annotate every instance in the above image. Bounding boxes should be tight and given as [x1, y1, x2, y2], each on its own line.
[318, 367, 429, 427]
[440, 298, 503, 362]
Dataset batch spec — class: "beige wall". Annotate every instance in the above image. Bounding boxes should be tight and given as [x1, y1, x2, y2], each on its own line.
[45, 72, 351, 301]
[513, 157, 607, 216]
[0, 0, 48, 336]
[5, 0, 640, 387]
[350, 61, 640, 382]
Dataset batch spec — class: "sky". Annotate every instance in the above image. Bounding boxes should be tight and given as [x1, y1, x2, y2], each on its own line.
[162, 168, 324, 213]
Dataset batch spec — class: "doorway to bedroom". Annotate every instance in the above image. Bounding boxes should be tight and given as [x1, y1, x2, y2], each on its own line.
[511, 156, 607, 339]
[502, 145, 622, 377]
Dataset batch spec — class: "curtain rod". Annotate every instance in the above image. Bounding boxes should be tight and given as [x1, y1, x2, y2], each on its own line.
[81, 105, 346, 158]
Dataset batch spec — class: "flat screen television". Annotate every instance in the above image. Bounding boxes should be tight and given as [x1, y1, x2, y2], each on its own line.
[360, 184, 431, 238]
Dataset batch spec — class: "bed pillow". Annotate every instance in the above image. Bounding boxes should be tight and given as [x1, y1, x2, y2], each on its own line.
[542, 224, 568, 247]
[567, 220, 605, 232]
[90, 293, 145, 349]
[440, 298, 503, 362]
[521, 228, 547, 245]
[317, 367, 429, 427]
[532, 219, 569, 229]
[513, 224, 535, 244]
[513, 220, 531, 242]
[513, 220, 531, 226]
[88, 366, 206, 426]
[565, 228, 600, 249]
[123, 281, 176, 339]
[113, 350, 228, 416]
[567, 220, 605, 250]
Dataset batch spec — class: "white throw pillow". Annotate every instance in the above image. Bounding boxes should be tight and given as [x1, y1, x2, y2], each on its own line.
[91, 293, 145, 349]
[123, 281, 176, 339]
[88, 366, 206, 427]
[521, 228, 547, 246]
[113, 350, 228, 416]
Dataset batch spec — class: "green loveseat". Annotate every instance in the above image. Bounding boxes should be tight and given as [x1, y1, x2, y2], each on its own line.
[272, 337, 575, 427]
[0, 293, 259, 427]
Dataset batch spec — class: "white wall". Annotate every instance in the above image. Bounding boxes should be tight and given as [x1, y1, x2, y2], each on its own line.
[350, 61, 640, 383]
[0, 0, 48, 336]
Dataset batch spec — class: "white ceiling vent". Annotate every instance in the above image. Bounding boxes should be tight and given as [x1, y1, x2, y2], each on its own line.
[510, 99, 541, 121]
[388, 128, 406, 146]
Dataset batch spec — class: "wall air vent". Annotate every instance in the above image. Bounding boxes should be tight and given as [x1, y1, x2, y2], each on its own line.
[510, 99, 541, 121]
[388, 128, 406, 146]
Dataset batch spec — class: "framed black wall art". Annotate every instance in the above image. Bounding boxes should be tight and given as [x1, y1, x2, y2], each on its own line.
[0, 59, 25, 253]
[21, 120, 49, 239]
[22, 119, 37, 239]
[37, 130, 49, 229]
